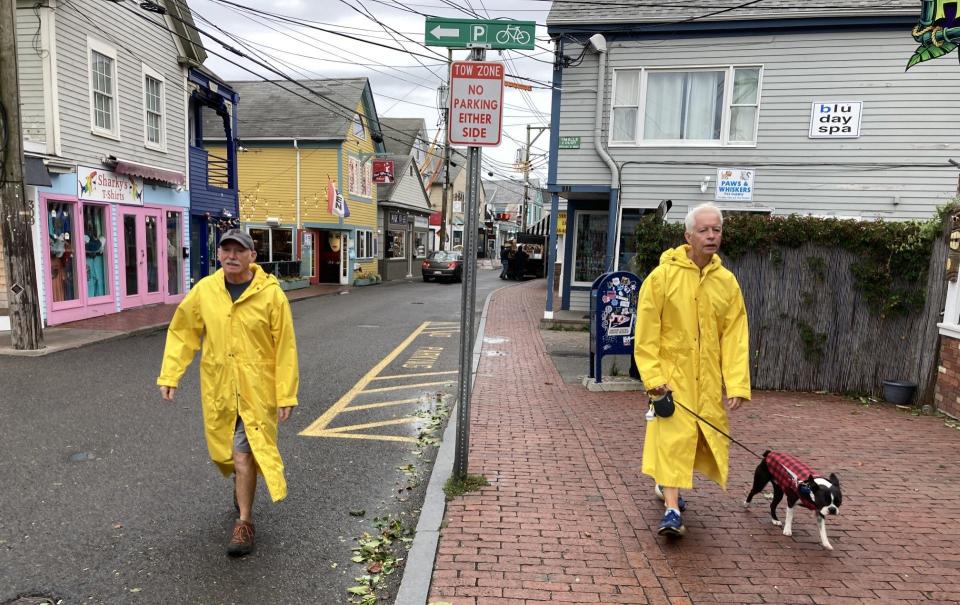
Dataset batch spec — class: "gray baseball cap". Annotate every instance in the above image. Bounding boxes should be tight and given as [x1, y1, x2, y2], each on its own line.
[218, 228, 255, 250]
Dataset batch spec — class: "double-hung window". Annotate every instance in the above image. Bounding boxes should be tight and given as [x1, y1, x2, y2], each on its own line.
[88, 38, 119, 139]
[142, 65, 166, 150]
[356, 229, 375, 259]
[611, 65, 762, 146]
[348, 155, 372, 198]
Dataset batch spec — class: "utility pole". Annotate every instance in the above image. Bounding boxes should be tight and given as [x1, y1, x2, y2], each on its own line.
[0, 0, 43, 350]
[438, 49, 452, 251]
[520, 125, 548, 232]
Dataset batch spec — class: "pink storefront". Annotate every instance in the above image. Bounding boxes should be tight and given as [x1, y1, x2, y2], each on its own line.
[39, 165, 188, 325]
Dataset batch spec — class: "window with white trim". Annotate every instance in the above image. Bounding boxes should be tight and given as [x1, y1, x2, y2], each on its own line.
[611, 66, 762, 146]
[88, 38, 119, 139]
[352, 112, 365, 139]
[142, 65, 166, 150]
[348, 155, 372, 198]
[356, 229, 375, 259]
[247, 227, 294, 262]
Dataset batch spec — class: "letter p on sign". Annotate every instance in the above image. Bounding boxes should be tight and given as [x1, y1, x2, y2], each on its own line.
[472, 25, 486, 41]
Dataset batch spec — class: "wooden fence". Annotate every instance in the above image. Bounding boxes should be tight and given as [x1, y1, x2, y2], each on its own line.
[723, 237, 947, 404]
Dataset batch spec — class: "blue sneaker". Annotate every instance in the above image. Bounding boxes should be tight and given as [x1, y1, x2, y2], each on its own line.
[658, 509, 686, 537]
[654, 484, 687, 512]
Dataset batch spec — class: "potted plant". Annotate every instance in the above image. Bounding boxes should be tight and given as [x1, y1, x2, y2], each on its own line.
[353, 267, 372, 286]
[279, 275, 309, 291]
[881, 379, 918, 405]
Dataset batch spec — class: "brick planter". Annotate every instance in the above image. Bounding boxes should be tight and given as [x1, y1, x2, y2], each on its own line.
[936, 334, 960, 418]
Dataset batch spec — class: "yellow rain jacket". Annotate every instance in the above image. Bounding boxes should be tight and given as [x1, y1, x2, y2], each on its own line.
[157, 264, 299, 502]
[634, 245, 750, 489]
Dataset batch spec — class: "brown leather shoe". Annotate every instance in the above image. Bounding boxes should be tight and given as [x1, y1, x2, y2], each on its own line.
[226, 519, 255, 557]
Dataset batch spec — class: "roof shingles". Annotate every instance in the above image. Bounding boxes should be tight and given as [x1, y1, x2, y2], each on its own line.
[547, 0, 916, 26]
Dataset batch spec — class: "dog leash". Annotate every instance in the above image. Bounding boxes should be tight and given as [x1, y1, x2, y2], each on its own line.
[668, 397, 765, 460]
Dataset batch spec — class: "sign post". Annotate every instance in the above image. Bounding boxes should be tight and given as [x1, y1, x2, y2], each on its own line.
[452, 47, 503, 478]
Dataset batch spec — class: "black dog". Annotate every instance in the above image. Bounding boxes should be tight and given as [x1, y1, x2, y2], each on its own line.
[744, 450, 842, 550]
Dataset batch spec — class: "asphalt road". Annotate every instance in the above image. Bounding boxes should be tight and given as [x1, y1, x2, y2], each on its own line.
[0, 269, 508, 605]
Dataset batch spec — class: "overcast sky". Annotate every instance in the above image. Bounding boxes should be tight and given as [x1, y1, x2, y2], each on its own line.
[189, 0, 554, 184]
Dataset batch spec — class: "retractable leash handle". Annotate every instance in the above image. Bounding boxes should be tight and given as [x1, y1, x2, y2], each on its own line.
[647, 391, 764, 460]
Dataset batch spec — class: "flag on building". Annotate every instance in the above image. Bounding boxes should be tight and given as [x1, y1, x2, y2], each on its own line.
[327, 176, 350, 218]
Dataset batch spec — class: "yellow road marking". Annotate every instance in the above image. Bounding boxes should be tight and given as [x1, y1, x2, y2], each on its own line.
[371, 370, 458, 380]
[345, 398, 420, 411]
[360, 381, 451, 394]
[325, 417, 420, 432]
[300, 321, 432, 436]
[307, 432, 418, 443]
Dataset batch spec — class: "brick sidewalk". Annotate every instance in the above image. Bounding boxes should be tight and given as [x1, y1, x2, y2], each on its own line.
[429, 280, 960, 605]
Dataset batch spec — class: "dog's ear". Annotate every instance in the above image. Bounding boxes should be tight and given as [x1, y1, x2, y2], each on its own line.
[829, 473, 840, 487]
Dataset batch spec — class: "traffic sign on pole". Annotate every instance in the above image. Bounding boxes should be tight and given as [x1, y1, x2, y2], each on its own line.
[448, 61, 504, 147]
[424, 18, 536, 50]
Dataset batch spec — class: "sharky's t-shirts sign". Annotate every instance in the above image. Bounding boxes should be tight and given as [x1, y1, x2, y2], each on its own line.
[78, 166, 144, 205]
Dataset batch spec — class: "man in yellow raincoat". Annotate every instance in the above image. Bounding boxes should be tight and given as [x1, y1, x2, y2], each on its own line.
[634, 203, 751, 537]
[157, 229, 299, 557]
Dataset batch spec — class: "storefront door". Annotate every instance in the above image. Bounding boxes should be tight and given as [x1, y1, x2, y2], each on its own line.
[119, 207, 164, 309]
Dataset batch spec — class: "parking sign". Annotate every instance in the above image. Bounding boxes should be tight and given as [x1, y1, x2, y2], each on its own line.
[448, 61, 504, 147]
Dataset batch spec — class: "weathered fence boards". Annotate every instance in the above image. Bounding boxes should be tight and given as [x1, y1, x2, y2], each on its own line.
[723, 237, 946, 404]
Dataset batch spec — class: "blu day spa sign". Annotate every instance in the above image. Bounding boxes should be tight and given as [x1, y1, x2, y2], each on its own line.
[809, 102, 862, 138]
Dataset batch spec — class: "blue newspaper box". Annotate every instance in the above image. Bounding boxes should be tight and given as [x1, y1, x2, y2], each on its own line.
[589, 271, 641, 383]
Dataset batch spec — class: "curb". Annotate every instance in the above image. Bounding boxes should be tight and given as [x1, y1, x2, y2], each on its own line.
[394, 285, 498, 605]
[0, 286, 351, 358]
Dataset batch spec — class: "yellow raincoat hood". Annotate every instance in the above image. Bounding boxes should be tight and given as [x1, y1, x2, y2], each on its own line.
[157, 264, 299, 502]
[634, 245, 750, 489]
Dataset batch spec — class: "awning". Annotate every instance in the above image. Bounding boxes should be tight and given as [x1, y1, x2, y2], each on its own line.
[24, 156, 52, 187]
[107, 156, 185, 187]
[378, 200, 431, 215]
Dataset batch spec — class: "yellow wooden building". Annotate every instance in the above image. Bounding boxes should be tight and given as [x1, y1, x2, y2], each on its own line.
[211, 78, 385, 285]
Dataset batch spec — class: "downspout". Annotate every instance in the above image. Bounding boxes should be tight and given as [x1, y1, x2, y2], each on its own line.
[588, 34, 621, 273]
[294, 139, 301, 230]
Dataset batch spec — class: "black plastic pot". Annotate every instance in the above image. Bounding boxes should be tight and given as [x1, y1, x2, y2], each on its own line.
[881, 380, 918, 405]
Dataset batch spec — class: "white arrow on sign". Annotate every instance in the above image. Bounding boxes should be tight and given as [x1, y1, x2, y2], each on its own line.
[430, 25, 459, 39]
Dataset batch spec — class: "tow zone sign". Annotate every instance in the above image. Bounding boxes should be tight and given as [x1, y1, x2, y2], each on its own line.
[448, 61, 504, 146]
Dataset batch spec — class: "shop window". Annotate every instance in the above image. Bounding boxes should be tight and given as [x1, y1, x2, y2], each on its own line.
[166, 211, 182, 295]
[248, 227, 293, 262]
[617, 209, 643, 274]
[386, 230, 405, 259]
[249, 227, 271, 261]
[414, 231, 426, 259]
[357, 229, 375, 259]
[573, 211, 607, 284]
[272, 229, 293, 262]
[82, 204, 109, 298]
[48, 201, 79, 303]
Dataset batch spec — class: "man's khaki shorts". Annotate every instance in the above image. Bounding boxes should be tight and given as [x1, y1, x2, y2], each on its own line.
[233, 417, 252, 454]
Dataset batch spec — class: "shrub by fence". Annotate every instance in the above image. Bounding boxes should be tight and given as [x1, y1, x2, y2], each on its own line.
[630, 209, 951, 404]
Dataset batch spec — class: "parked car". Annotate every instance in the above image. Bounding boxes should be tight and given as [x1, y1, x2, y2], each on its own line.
[422, 251, 463, 282]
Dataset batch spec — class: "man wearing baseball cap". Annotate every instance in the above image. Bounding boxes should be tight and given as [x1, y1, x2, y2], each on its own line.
[157, 228, 299, 557]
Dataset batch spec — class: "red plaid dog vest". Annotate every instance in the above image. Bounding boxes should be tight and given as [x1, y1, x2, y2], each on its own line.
[765, 451, 817, 510]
